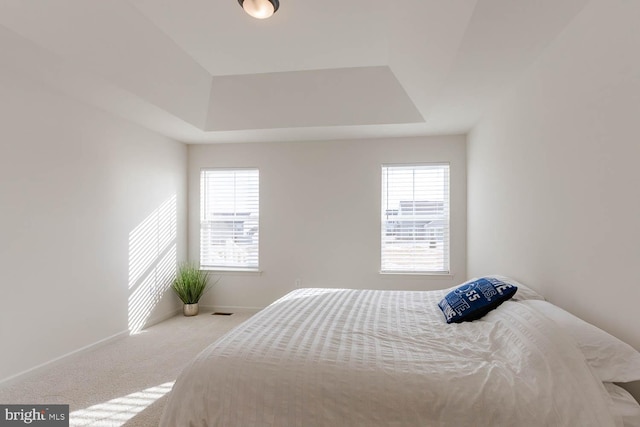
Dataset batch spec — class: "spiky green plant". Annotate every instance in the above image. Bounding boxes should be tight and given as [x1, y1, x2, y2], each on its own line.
[172, 262, 214, 304]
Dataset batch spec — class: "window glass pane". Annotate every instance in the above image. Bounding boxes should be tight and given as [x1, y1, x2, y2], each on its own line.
[200, 169, 259, 270]
[381, 164, 450, 273]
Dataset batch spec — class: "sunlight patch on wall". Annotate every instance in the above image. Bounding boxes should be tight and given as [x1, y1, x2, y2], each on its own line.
[128, 195, 177, 334]
[69, 381, 174, 426]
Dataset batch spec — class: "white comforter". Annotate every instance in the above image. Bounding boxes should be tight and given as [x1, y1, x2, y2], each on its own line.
[161, 288, 620, 426]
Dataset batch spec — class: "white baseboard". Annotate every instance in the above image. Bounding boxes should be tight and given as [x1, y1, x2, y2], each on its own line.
[0, 307, 182, 388]
[199, 305, 263, 314]
[0, 329, 128, 388]
[142, 307, 182, 329]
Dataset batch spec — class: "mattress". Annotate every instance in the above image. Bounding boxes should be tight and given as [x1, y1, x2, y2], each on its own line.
[160, 287, 620, 426]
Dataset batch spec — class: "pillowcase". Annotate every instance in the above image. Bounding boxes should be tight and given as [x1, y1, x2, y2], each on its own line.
[438, 277, 518, 323]
[450, 275, 544, 302]
[488, 275, 545, 302]
[521, 299, 640, 383]
[603, 383, 640, 427]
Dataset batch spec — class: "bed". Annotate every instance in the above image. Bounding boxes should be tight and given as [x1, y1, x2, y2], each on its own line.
[160, 277, 640, 426]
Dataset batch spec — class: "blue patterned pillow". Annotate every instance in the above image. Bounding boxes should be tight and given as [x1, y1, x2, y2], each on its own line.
[438, 277, 518, 323]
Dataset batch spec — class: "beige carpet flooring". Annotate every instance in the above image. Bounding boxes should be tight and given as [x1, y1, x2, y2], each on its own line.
[0, 310, 253, 426]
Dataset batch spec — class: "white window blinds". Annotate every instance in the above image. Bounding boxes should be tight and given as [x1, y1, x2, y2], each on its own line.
[381, 164, 450, 274]
[200, 169, 259, 270]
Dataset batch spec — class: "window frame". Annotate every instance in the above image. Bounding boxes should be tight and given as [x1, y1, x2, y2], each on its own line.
[199, 167, 260, 272]
[380, 162, 451, 275]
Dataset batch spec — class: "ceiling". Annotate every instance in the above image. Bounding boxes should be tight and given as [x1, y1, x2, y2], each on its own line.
[0, 0, 590, 143]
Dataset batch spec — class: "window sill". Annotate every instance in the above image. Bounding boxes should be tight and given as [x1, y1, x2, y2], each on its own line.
[201, 268, 262, 276]
[379, 271, 454, 279]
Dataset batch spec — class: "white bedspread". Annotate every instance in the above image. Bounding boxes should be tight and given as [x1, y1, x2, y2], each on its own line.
[161, 288, 620, 426]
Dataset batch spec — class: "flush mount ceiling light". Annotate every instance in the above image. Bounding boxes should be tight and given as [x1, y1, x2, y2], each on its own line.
[238, 0, 279, 19]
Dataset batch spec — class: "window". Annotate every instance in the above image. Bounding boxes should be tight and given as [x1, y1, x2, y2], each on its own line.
[200, 169, 259, 270]
[381, 164, 450, 274]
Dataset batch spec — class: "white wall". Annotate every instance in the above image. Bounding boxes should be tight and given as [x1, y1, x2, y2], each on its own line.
[0, 66, 187, 382]
[468, 0, 640, 395]
[189, 136, 466, 309]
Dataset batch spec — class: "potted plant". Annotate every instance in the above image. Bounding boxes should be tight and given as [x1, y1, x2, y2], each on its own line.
[172, 262, 216, 316]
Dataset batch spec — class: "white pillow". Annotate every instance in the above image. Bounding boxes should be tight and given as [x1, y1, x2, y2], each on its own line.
[603, 383, 640, 427]
[488, 275, 545, 302]
[521, 299, 640, 383]
[454, 275, 545, 302]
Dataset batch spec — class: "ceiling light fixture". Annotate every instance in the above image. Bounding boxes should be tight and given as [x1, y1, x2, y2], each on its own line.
[238, 0, 279, 19]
